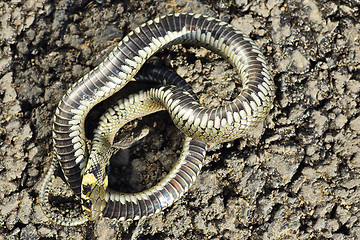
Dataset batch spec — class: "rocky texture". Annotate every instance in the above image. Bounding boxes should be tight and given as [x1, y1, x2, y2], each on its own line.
[0, 0, 359, 239]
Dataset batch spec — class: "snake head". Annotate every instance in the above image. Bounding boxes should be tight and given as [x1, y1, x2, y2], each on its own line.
[81, 171, 108, 221]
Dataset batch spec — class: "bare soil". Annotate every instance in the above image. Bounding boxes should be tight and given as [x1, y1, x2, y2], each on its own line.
[1, 0, 360, 239]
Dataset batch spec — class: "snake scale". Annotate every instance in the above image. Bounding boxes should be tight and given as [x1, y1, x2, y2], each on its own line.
[40, 13, 275, 226]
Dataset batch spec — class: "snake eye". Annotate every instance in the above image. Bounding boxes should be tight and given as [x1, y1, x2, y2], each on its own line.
[83, 199, 92, 209]
[82, 184, 92, 195]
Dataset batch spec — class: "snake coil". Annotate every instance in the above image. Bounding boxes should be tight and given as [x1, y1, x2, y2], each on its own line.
[40, 13, 275, 226]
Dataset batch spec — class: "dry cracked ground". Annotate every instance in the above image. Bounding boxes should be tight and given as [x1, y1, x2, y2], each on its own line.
[1, 0, 360, 239]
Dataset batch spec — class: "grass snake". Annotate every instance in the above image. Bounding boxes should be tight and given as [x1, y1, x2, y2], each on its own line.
[39, 13, 275, 226]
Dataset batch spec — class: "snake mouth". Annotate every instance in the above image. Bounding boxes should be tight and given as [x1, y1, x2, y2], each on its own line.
[82, 198, 106, 221]
[81, 180, 107, 221]
[88, 205, 103, 221]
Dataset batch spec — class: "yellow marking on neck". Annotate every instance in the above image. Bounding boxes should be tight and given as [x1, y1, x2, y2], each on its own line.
[103, 175, 108, 189]
[83, 173, 97, 186]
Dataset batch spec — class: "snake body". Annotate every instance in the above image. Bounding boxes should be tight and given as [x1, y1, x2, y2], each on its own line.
[82, 66, 207, 221]
[83, 88, 206, 220]
[43, 13, 275, 225]
[40, 66, 206, 225]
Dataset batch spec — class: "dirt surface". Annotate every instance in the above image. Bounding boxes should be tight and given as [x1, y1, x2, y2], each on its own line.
[1, 0, 360, 239]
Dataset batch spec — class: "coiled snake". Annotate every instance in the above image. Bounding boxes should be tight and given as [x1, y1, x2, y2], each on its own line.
[39, 13, 275, 226]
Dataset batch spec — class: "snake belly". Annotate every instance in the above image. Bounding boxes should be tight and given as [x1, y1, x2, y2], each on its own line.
[49, 13, 274, 223]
